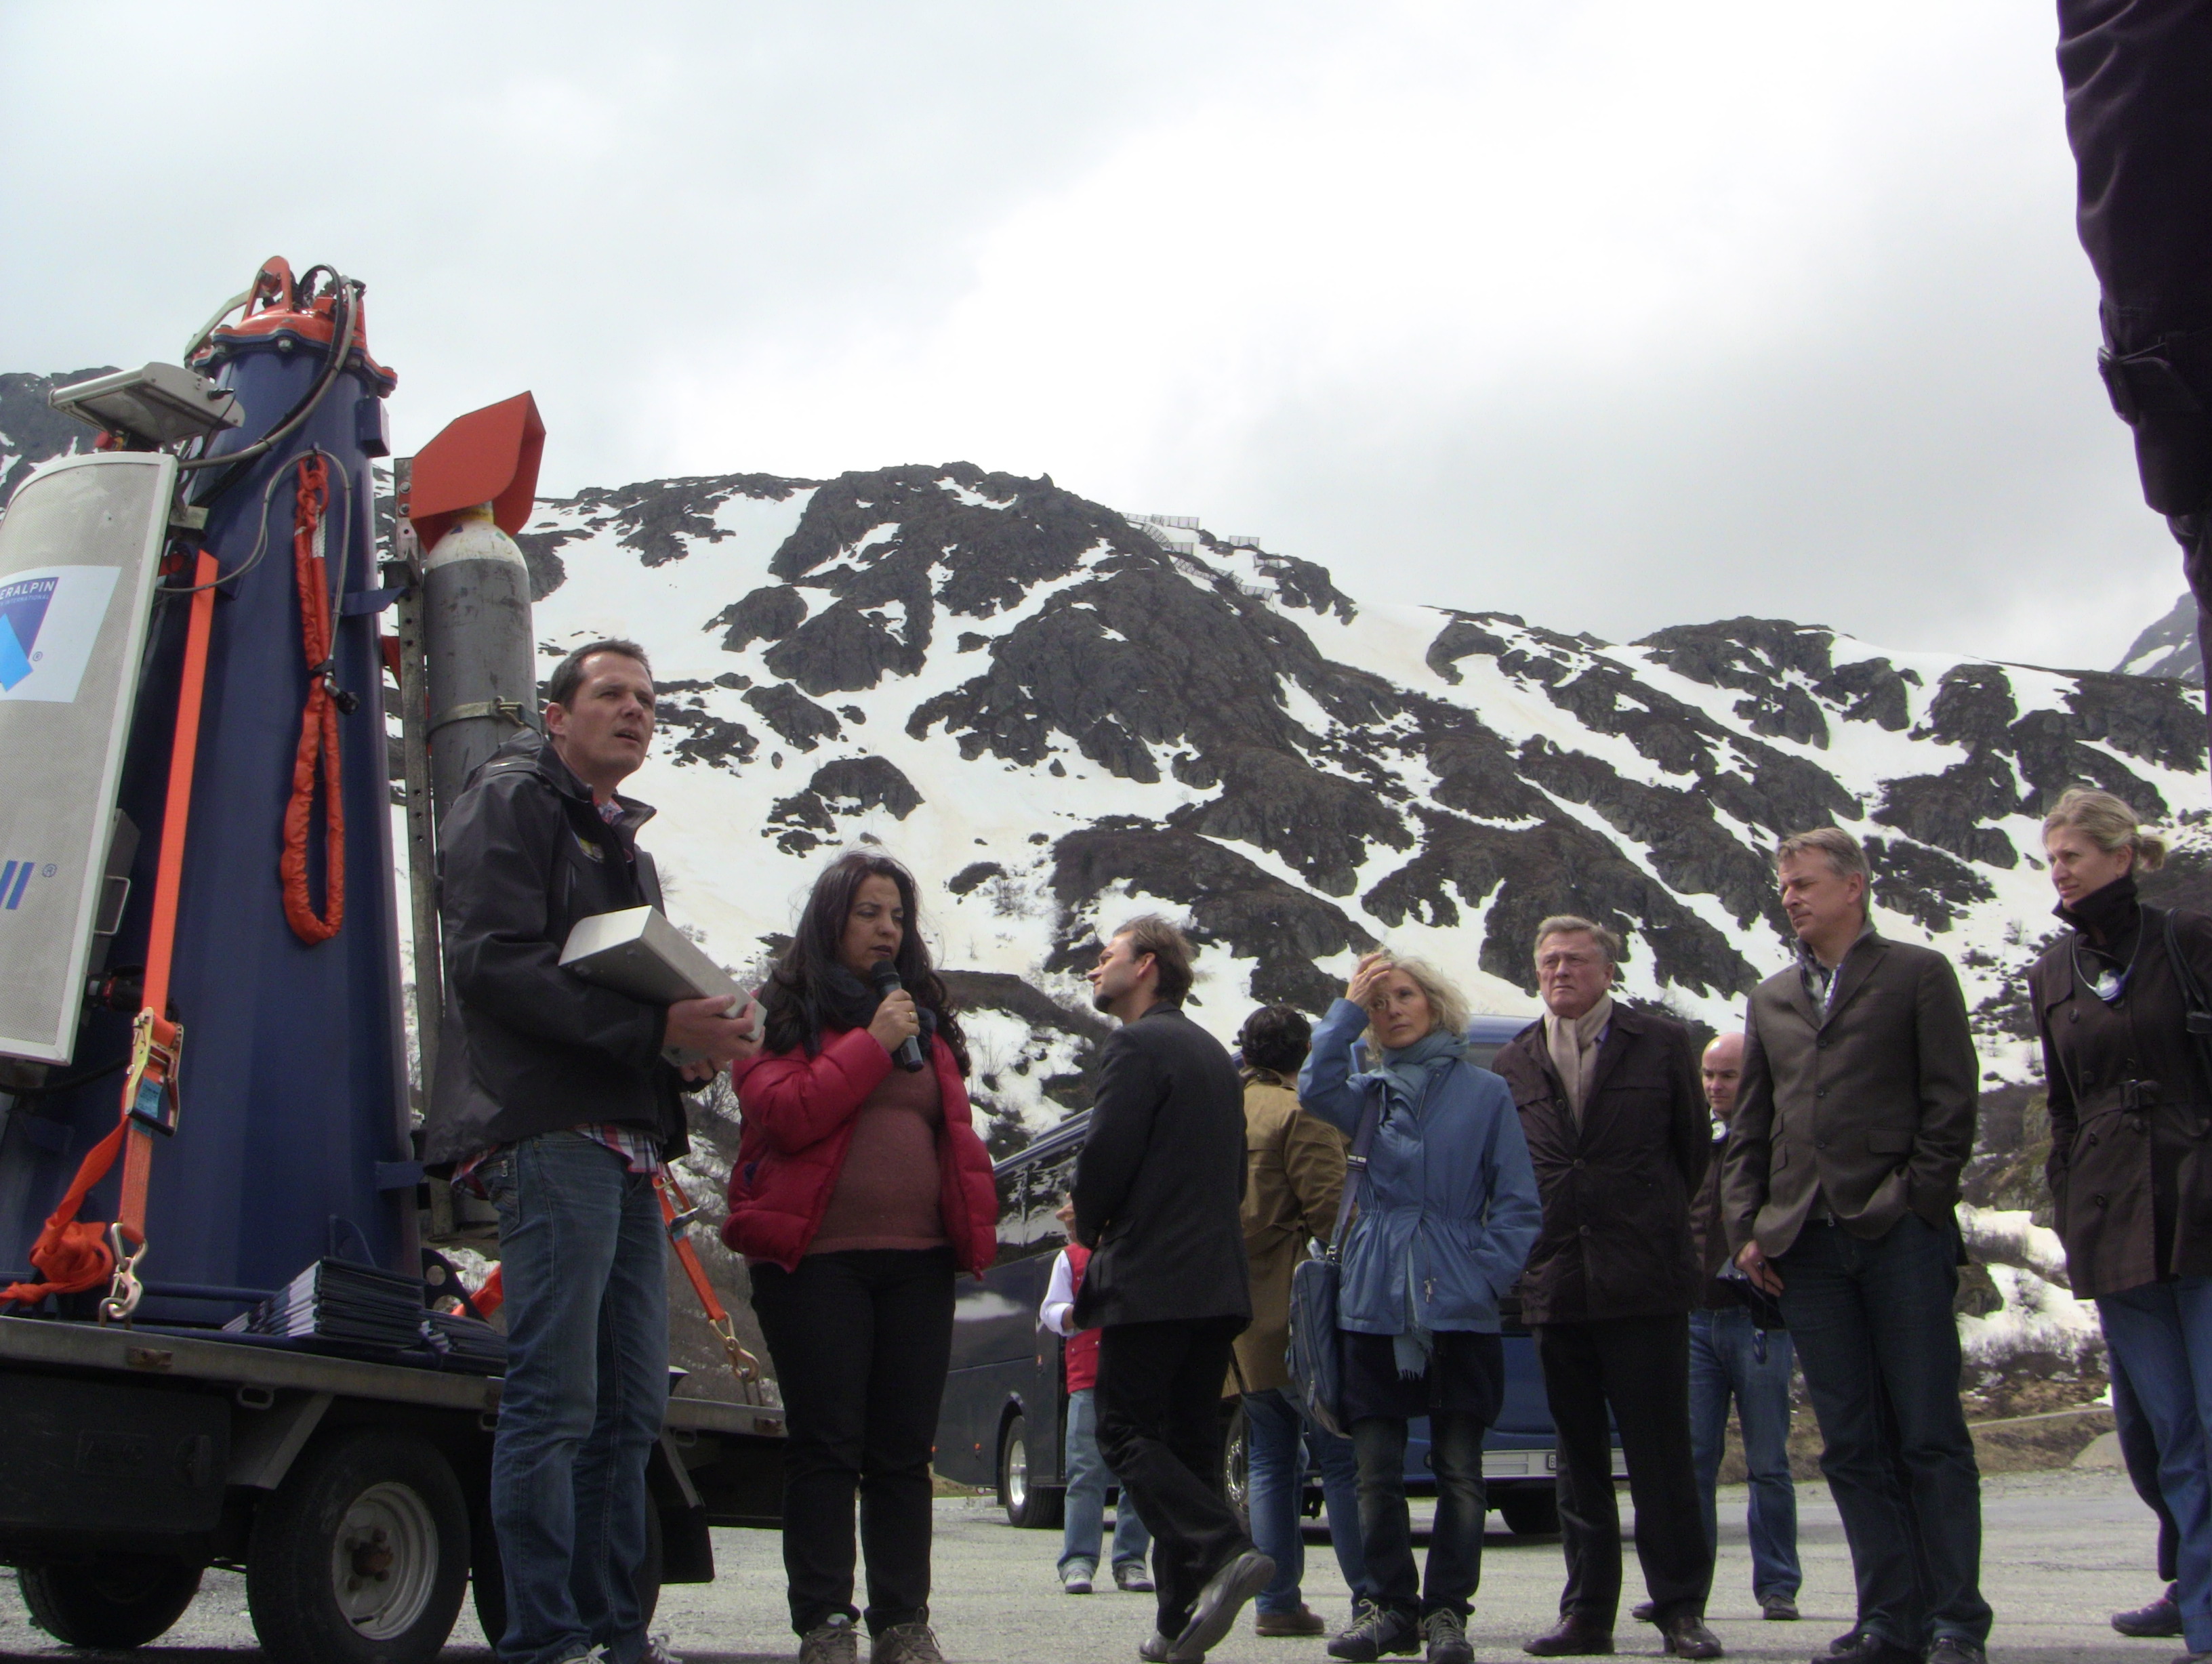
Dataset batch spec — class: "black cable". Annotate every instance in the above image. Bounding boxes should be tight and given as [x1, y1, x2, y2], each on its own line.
[176, 273, 358, 482]
[1, 1057, 127, 1100]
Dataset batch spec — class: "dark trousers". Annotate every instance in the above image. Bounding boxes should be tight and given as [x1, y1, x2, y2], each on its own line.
[1776, 1213, 1990, 1648]
[1535, 1314, 1709, 1627]
[2113, 1344, 2183, 1583]
[750, 1247, 956, 1637]
[1096, 1317, 1254, 1637]
[1351, 1412, 1488, 1619]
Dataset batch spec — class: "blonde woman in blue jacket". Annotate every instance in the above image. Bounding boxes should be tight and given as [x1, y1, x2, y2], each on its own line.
[1300, 951, 1544, 1664]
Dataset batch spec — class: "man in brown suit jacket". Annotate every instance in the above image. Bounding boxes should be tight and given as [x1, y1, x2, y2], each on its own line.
[1721, 829, 1988, 1664]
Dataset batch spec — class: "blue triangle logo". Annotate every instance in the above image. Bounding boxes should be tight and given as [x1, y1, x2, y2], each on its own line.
[0, 616, 30, 690]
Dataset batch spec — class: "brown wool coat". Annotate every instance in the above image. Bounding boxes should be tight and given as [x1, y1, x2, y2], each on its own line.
[1721, 931, 1978, 1260]
[1229, 1070, 1347, 1395]
[2034, 904, 2212, 1298]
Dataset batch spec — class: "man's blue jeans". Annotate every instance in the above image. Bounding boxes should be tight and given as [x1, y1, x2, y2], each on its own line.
[2097, 1277, 2212, 1653]
[1061, 1386, 1152, 1575]
[1775, 1211, 1989, 1650]
[1688, 1306, 1801, 1603]
[1242, 1387, 1366, 1615]
[483, 1132, 669, 1664]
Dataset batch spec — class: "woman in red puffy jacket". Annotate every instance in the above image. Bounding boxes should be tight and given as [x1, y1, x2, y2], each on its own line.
[724, 850, 998, 1664]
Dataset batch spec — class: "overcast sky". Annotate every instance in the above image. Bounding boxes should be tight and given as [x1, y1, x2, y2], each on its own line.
[0, 3, 2180, 669]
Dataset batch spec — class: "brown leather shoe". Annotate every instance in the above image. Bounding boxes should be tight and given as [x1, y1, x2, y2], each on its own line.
[1257, 1604, 1329, 1638]
[1662, 1614, 1723, 1659]
[1525, 1616, 1614, 1657]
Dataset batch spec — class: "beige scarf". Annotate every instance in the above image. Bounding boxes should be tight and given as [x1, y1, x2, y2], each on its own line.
[1544, 994, 1614, 1123]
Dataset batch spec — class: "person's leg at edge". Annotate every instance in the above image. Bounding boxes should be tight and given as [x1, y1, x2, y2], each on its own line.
[1536, 1320, 1624, 1627]
[1422, 1410, 1492, 1619]
[1861, 1213, 1988, 1650]
[855, 1247, 957, 1637]
[486, 1133, 625, 1664]
[1686, 1310, 1732, 1594]
[749, 1251, 876, 1636]
[1109, 1478, 1154, 1574]
[1062, 1388, 1109, 1578]
[2102, 1279, 2212, 1654]
[2113, 1346, 2184, 1587]
[569, 1163, 669, 1664]
[1309, 1408, 1369, 1605]
[1159, 1318, 1258, 1603]
[1729, 1316, 1802, 1604]
[1603, 1316, 1708, 1621]
[1242, 1389, 1307, 1615]
[1776, 1224, 1923, 1652]
[1349, 1415, 1418, 1623]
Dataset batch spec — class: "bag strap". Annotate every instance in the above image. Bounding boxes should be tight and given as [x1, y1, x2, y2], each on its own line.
[1324, 1085, 1387, 1266]
[2161, 908, 2212, 1098]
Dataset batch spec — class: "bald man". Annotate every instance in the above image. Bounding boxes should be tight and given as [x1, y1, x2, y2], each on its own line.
[1687, 1033, 1801, 1621]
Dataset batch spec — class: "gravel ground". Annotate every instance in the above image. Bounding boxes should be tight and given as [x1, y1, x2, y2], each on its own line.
[0, 1468, 2173, 1663]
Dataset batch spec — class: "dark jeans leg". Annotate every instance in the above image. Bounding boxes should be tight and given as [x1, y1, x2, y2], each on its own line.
[1536, 1320, 1622, 1627]
[1422, 1411, 1489, 1618]
[1350, 1416, 1417, 1619]
[1242, 1390, 1307, 1615]
[2099, 1280, 2212, 1652]
[1687, 1310, 1729, 1596]
[750, 1247, 956, 1637]
[1096, 1318, 1253, 1638]
[485, 1133, 665, 1664]
[1310, 1409, 1368, 1604]
[1724, 1315, 1802, 1602]
[2114, 1343, 2185, 1584]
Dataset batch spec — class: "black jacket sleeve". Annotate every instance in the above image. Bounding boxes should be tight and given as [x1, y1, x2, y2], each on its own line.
[1671, 1024, 1711, 1196]
[1073, 1024, 1162, 1250]
[1721, 1001, 1774, 1255]
[441, 774, 667, 1070]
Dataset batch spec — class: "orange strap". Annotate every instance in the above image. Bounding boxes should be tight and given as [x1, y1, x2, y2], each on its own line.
[279, 456, 344, 943]
[4, 546, 219, 1308]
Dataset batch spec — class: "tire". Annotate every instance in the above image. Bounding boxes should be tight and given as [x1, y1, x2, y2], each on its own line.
[246, 1427, 470, 1664]
[1222, 1400, 1250, 1535]
[18, 1556, 203, 1648]
[998, 1413, 1065, 1529]
[469, 1494, 663, 1646]
[1496, 1484, 1560, 1537]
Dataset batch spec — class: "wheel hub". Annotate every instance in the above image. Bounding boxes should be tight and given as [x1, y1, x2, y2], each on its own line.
[329, 1482, 438, 1639]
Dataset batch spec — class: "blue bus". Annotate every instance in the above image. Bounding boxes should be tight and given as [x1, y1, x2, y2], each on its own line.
[931, 1015, 1623, 1537]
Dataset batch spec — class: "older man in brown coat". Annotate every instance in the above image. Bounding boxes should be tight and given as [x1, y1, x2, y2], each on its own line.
[1494, 915, 1718, 1662]
[1722, 828, 1987, 1664]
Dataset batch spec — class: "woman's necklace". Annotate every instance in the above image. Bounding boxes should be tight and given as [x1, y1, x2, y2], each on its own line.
[2071, 908, 2146, 1005]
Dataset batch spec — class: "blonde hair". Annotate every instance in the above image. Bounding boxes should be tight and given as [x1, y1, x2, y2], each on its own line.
[1359, 951, 1471, 1047]
[2043, 787, 2168, 872]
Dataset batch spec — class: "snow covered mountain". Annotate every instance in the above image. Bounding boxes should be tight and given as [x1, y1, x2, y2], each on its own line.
[2116, 590, 2203, 684]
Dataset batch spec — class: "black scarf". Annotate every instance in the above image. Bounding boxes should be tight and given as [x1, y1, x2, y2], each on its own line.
[819, 963, 939, 1043]
[2056, 871, 2142, 966]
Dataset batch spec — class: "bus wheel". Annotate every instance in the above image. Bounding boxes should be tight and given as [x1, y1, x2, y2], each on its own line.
[246, 1427, 469, 1664]
[18, 1556, 203, 1648]
[998, 1414, 1065, 1529]
[1496, 1485, 1560, 1537]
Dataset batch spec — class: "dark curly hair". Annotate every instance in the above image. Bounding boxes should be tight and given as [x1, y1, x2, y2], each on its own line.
[760, 850, 968, 1073]
[1237, 1004, 1311, 1077]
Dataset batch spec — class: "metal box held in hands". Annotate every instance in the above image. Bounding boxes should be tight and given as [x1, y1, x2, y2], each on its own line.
[560, 906, 744, 1064]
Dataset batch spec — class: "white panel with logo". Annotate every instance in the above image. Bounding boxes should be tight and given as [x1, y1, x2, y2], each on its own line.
[0, 453, 176, 1062]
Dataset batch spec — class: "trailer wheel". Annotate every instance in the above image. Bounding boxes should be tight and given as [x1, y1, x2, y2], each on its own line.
[18, 1555, 203, 1648]
[469, 1494, 663, 1647]
[247, 1427, 469, 1664]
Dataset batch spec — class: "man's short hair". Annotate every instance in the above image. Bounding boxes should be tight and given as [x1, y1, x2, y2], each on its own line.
[1113, 913, 1194, 1005]
[547, 639, 652, 710]
[1532, 914, 1624, 965]
[1774, 827, 1868, 886]
[1237, 1005, 1311, 1076]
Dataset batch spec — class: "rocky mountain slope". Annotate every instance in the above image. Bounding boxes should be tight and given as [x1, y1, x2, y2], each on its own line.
[2118, 590, 2203, 684]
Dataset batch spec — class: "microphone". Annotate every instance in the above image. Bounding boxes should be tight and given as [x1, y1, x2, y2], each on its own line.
[869, 958, 928, 1073]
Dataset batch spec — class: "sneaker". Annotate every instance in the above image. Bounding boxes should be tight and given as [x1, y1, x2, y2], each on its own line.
[643, 1636, 685, 1664]
[801, 1615, 861, 1664]
[1761, 1597, 1801, 1623]
[1660, 1615, 1723, 1660]
[1424, 1608, 1475, 1664]
[1064, 1563, 1097, 1595]
[1925, 1640, 1985, 1664]
[1258, 1604, 1329, 1638]
[871, 1621, 946, 1664]
[1331, 1603, 1421, 1661]
[551, 1651, 610, 1664]
[2117, 1592, 2186, 1639]
[1523, 1617, 1613, 1657]
[1174, 1548, 1274, 1659]
[1116, 1560, 1158, 1594]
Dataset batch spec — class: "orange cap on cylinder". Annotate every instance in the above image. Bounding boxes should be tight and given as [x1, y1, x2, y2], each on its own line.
[409, 392, 547, 551]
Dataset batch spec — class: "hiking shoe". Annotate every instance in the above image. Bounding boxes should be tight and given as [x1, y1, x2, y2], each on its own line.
[1116, 1560, 1157, 1594]
[801, 1615, 861, 1664]
[1175, 1548, 1273, 1659]
[1425, 1608, 1475, 1664]
[643, 1637, 685, 1664]
[871, 1621, 946, 1664]
[1257, 1604, 1328, 1637]
[1331, 1602, 1421, 1660]
[2117, 1592, 2186, 1638]
[1761, 1597, 1801, 1623]
[1632, 1604, 1658, 1625]
[1925, 1641, 1984, 1664]
[1523, 1616, 1613, 1657]
[1661, 1615, 1722, 1659]
[1063, 1562, 1097, 1594]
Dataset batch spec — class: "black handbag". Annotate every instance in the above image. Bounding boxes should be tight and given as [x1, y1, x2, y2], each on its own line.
[1286, 1086, 1384, 1439]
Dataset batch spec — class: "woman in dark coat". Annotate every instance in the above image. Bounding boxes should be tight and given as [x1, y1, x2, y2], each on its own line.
[2033, 787, 2212, 1661]
[723, 852, 998, 1664]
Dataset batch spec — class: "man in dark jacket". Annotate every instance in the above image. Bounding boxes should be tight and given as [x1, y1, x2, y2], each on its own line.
[1723, 828, 1986, 1664]
[428, 640, 754, 1664]
[1493, 915, 1717, 1662]
[1076, 914, 1270, 1663]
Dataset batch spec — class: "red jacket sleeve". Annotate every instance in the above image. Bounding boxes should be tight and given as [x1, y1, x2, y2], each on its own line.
[731, 1026, 895, 1155]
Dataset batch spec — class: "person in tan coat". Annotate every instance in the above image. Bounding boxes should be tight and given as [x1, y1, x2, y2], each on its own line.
[1229, 1005, 1370, 1639]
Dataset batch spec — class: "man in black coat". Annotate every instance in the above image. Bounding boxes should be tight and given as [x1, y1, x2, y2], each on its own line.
[1492, 915, 1717, 1662]
[426, 640, 754, 1664]
[1075, 914, 1270, 1663]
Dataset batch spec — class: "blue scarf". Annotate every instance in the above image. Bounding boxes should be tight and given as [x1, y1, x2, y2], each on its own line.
[1358, 1027, 1469, 1377]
